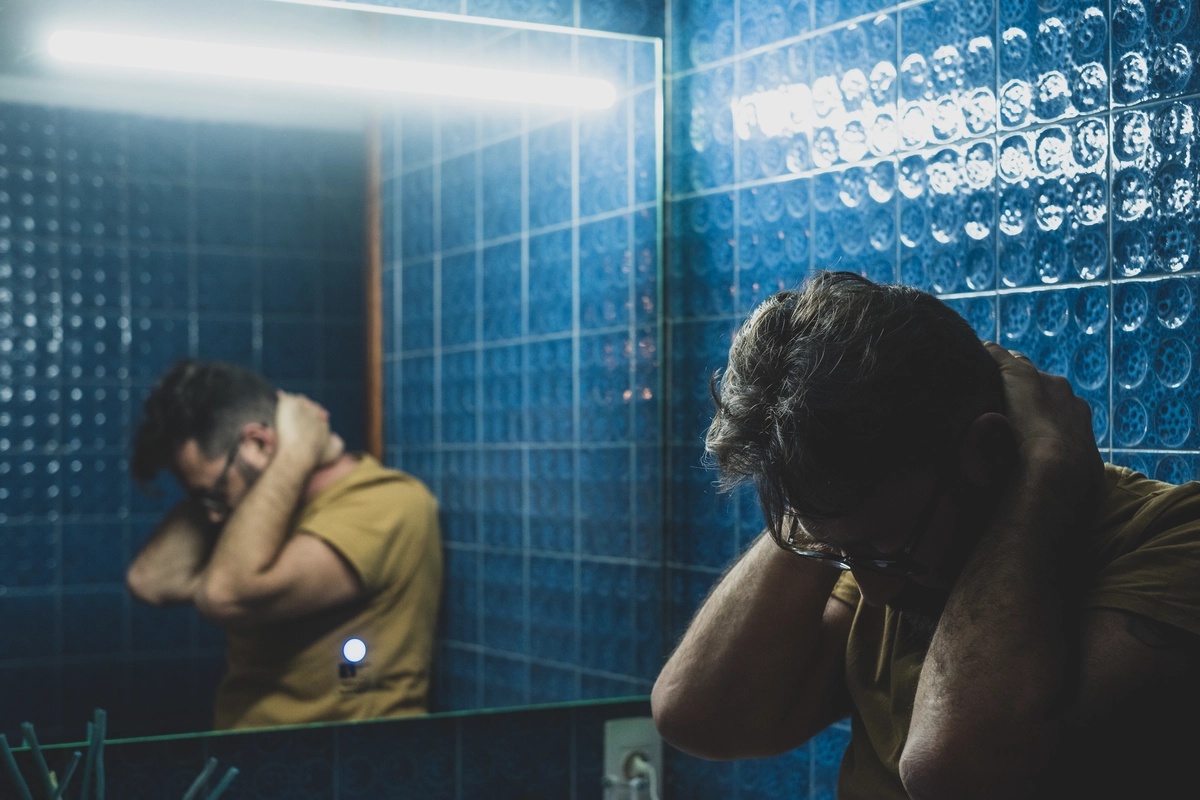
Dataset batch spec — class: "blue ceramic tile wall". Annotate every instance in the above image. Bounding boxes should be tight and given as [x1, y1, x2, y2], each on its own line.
[667, 0, 1200, 796]
[0, 101, 367, 742]
[10, 698, 652, 800]
[381, 25, 664, 713]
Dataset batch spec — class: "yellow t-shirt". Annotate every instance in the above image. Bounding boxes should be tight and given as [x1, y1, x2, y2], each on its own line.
[830, 464, 1200, 799]
[213, 454, 443, 730]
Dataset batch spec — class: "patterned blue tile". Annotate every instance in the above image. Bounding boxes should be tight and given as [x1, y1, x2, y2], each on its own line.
[737, 746, 812, 796]
[528, 448, 575, 554]
[529, 554, 578, 664]
[206, 725, 336, 800]
[125, 247, 185, 315]
[440, 251, 478, 347]
[459, 707, 572, 798]
[401, 167, 435, 259]
[442, 545, 481, 644]
[432, 642, 481, 710]
[671, 66, 736, 194]
[582, 0, 662, 38]
[580, 215, 632, 329]
[482, 241, 522, 342]
[124, 116, 189, 177]
[336, 716, 457, 800]
[1112, 0, 1200, 107]
[440, 153, 477, 251]
[580, 98, 631, 218]
[481, 652, 529, 707]
[400, 106, 435, 166]
[579, 446, 633, 557]
[261, 320, 319, 381]
[525, 338, 574, 442]
[102, 736, 213, 800]
[578, 332, 634, 442]
[440, 450, 480, 547]
[669, 193, 737, 318]
[666, 450, 738, 569]
[580, 560, 634, 675]
[128, 182, 190, 245]
[480, 139, 522, 240]
[0, 522, 57, 588]
[196, 255, 255, 314]
[527, 229, 572, 335]
[480, 344, 524, 442]
[673, 0, 735, 71]
[398, 354, 436, 445]
[401, 258, 436, 351]
[666, 749, 739, 800]
[479, 449, 523, 550]
[440, 349, 477, 444]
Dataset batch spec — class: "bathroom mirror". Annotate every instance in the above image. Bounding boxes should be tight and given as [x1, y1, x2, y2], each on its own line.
[0, 0, 663, 742]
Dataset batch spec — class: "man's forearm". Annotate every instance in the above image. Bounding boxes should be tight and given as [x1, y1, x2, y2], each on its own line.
[904, 469, 1074, 798]
[652, 531, 846, 759]
[199, 450, 311, 607]
[127, 502, 216, 605]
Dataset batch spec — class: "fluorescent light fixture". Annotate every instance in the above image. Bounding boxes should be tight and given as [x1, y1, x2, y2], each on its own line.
[47, 28, 617, 109]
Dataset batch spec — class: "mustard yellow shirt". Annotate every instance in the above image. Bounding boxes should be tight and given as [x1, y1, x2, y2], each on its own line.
[830, 464, 1200, 798]
[213, 454, 443, 730]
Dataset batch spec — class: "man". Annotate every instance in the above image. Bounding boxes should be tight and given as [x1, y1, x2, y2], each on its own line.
[651, 271, 1200, 798]
[126, 359, 443, 731]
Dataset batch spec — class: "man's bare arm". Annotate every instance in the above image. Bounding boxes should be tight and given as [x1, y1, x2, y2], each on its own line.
[901, 345, 1106, 798]
[651, 530, 853, 759]
[194, 392, 362, 626]
[127, 501, 217, 606]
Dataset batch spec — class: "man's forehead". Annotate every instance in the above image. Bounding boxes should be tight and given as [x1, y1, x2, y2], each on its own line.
[796, 471, 937, 546]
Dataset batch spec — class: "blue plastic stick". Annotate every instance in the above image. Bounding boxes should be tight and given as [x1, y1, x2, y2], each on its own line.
[0, 733, 34, 800]
[21, 722, 55, 798]
[202, 766, 239, 800]
[93, 710, 107, 800]
[181, 757, 218, 800]
[80, 721, 96, 800]
[52, 752, 82, 800]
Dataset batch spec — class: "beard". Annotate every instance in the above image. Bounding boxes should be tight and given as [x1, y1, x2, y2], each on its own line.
[887, 479, 999, 646]
[235, 458, 262, 488]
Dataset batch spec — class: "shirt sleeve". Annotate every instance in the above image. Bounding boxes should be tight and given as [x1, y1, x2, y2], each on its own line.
[1086, 479, 1200, 638]
[832, 570, 861, 608]
[299, 475, 439, 595]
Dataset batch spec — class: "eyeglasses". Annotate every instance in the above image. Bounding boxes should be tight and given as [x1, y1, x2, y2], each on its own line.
[781, 476, 949, 578]
[191, 439, 242, 517]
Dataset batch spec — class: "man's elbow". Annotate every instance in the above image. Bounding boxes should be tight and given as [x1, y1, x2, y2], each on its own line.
[899, 732, 1050, 800]
[126, 564, 179, 607]
[651, 679, 746, 761]
[194, 575, 250, 625]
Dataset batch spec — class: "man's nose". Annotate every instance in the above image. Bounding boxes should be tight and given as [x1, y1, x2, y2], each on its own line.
[851, 570, 906, 607]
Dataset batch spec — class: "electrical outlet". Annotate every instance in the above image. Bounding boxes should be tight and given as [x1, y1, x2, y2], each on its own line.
[603, 716, 662, 799]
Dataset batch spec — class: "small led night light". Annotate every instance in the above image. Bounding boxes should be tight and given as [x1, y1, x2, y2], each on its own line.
[342, 637, 367, 663]
[343, 638, 364, 662]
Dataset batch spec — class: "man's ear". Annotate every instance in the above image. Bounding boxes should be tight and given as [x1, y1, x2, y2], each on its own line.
[240, 422, 277, 467]
[957, 412, 1017, 488]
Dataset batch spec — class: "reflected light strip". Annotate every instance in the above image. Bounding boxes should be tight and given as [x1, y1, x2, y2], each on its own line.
[47, 29, 617, 109]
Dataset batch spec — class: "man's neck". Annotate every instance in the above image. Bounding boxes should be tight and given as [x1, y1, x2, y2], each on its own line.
[303, 451, 359, 503]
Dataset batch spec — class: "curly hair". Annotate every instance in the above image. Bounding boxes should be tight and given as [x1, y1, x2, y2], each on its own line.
[130, 359, 277, 490]
[705, 271, 1003, 545]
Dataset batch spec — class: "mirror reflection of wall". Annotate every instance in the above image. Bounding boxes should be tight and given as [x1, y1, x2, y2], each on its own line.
[383, 34, 662, 713]
[0, 104, 369, 740]
[0, 0, 663, 744]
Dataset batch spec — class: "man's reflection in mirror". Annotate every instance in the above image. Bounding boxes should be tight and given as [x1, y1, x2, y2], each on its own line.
[125, 359, 443, 730]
